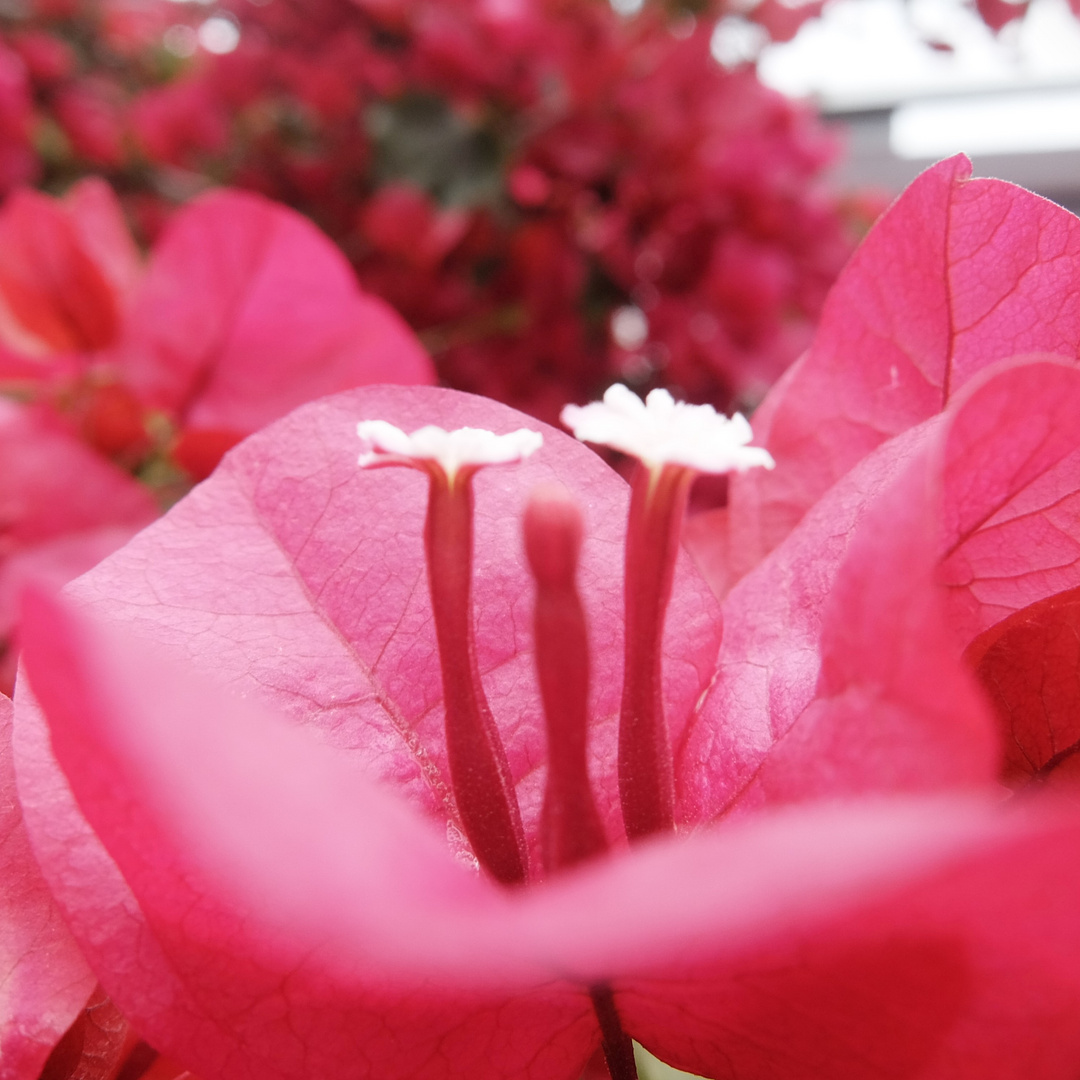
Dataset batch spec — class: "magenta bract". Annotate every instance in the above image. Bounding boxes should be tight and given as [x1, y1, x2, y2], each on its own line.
[115, 189, 434, 440]
[0, 692, 93, 1080]
[727, 154, 1080, 579]
[16, 160, 1080, 1079]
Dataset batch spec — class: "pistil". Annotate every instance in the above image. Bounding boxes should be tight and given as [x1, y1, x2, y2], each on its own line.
[524, 485, 608, 873]
[358, 420, 541, 885]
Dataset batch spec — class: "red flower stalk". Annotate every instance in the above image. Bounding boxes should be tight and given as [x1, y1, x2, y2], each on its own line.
[563, 386, 772, 839]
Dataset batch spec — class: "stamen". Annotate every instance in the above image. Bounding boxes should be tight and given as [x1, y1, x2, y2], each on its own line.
[357, 419, 541, 885]
[524, 485, 608, 874]
[562, 385, 774, 841]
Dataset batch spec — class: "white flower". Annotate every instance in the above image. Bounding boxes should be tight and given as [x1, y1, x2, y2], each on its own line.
[357, 420, 543, 477]
[561, 384, 775, 474]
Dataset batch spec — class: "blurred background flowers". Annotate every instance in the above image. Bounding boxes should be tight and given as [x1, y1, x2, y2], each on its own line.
[0, 0, 869, 427]
[0, 0, 1075, 683]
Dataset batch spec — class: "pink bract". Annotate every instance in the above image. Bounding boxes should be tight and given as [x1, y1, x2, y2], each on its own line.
[114, 188, 434, 441]
[14, 364, 1080, 1079]
[0, 178, 436, 680]
[680, 356, 1080, 820]
[0, 180, 436, 478]
[724, 154, 1080, 583]
[0, 178, 137, 366]
[0, 693, 93, 1080]
[0, 400, 157, 691]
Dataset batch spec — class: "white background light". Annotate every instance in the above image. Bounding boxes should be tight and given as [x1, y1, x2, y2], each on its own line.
[198, 16, 241, 55]
[759, 0, 1080, 109]
[711, 17, 770, 69]
[611, 307, 649, 351]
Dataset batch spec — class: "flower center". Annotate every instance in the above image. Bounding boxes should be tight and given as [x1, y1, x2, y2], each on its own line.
[356, 389, 773, 883]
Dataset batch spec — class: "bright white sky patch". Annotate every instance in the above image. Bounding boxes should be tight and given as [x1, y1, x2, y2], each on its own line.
[891, 87, 1080, 155]
[759, 0, 1080, 109]
[562, 385, 775, 474]
[357, 420, 543, 477]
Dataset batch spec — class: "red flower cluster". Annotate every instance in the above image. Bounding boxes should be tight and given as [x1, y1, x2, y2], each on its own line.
[0, 176, 433, 692]
[202, 0, 864, 420]
[0, 0, 866, 424]
[0, 1, 220, 189]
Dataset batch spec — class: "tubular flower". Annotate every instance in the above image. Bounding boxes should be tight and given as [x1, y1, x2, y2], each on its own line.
[563, 386, 772, 838]
[561, 386, 774, 476]
[15, 159, 1080, 1080]
[355, 418, 544, 886]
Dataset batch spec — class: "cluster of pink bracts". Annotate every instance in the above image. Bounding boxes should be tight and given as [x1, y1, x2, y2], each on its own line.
[7, 153, 1080, 1080]
[0, 0, 860, 423]
[0, 177, 434, 691]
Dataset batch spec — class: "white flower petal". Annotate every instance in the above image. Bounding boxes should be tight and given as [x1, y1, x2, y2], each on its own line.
[561, 384, 774, 474]
[357, 420, 542, 476]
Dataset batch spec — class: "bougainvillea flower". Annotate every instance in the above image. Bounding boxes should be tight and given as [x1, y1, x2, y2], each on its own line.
[0, 177, 139, 372]
[0, 179, 435, 478]
[114, 187, 434, 476]
[15, 356, 1080, 1079]
[15, 159, 1080, 1080]
[0, 179, 434, 686]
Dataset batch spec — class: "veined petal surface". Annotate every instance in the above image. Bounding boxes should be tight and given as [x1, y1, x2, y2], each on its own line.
[728, 156, 1080, 576]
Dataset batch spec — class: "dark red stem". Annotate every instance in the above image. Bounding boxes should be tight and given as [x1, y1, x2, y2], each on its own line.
[425, 468, 528, 885]
[589, 985, 639, 1080]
